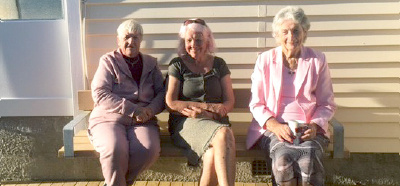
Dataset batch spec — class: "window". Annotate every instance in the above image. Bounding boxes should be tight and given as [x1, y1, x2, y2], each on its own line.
[0, 0, 63, 20]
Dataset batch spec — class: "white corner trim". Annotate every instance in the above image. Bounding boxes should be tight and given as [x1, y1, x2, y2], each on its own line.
[65, 0, 85, 117]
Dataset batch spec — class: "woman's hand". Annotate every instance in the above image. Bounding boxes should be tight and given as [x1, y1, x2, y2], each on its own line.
[301, 123, 318, 141]
[181, 106, 214, 119]
[134, 107, 153, 123]
[266, 118, 294, 143]
[207, 103, 228, 117]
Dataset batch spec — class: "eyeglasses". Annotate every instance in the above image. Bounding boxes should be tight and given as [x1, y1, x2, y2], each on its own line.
[183, 18, 206, 26]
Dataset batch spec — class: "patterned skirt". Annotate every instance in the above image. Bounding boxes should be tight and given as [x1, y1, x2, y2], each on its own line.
[168, 115, 230, 166]
[258, 130, 330, 185]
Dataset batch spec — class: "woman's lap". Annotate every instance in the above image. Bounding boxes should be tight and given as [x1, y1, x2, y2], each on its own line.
[89, 122, 160, 158]
[258, 131, 329, 185]
[169, 117, 230, 165]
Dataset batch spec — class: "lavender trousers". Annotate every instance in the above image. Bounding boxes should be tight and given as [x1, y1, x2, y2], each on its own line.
[88, 122, 160, 186]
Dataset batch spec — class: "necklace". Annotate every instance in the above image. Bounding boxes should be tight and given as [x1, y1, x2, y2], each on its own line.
[286, 57, 298, 75]
[282, 48, 300, 75]
[124, 55, 140, 67]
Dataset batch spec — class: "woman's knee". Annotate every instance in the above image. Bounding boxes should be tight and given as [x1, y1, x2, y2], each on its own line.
[298, 155, 325, 185]
[272, 154, 296, 184]
[274, 154, 294, 172]
[107, 141, 129, 157]
[90, 124, 129, 159]
[130, 141, 160, 162]
[147, 142, 161, 160]
[129, 125, 161, 160]
[213, 127, 235, 146]
[98, 141, 129, 168]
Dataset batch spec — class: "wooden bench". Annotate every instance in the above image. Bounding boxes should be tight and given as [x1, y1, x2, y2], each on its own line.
[58, 90, 348, 159]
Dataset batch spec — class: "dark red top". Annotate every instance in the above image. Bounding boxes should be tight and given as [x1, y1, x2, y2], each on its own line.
[123, 54, 143, 86]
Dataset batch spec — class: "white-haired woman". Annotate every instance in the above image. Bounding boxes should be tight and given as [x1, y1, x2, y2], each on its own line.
[89, 19, 165, 186]
[247, 6, 336, 186]
[165, 19, 236, 186]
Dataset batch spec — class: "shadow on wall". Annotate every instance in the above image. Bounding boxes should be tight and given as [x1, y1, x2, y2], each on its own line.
[327, 68, 400, 184]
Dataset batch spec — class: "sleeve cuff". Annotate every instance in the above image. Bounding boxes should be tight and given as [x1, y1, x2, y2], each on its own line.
[311, 118, 328, 133]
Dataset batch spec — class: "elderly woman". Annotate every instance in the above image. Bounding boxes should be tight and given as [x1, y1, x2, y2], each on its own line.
[88, 19, 165, 186]
[165, 19, 236, 186]
[247, 6, 336, 186]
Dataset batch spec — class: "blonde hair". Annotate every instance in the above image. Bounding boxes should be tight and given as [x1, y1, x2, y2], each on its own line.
[177, 20, 216, 57]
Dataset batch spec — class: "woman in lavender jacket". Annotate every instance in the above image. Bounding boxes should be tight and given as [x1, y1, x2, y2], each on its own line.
[247, 7, 336, 186]
[88, 19, 165, 186]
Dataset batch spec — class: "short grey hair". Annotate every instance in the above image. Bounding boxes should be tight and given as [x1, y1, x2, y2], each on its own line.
[272, 6, 310, 42]
[177, 21, 216, 57]
[117, 19, 143, 39]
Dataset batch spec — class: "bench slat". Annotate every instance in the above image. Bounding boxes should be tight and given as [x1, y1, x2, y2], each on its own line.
[59, 130, 265, 158]
[59, 128, 349, 158]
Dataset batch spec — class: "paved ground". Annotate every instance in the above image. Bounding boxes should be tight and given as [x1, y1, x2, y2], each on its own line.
[1, 181, 272, 186]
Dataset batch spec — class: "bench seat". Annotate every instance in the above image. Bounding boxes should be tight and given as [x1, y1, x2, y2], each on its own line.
[58, 90, 349, 159]
[58, 129, 265, 158]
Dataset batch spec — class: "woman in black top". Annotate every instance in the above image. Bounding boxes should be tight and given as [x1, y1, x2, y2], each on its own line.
[165, 19, 236, 186]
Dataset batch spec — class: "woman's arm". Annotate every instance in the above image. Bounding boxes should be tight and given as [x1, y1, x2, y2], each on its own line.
[220, 74, 235, 114]
[91, 56, 139, 118]
[166, 75, 226, 118]
[249, 53, 275, 127]
[249, 52, 294, 142]
[136, 64, 166, 123]
[144, 64, 166, 116]
[185, 73, 234, 118]
[165, 75, 208, 115]
[310, 53, 336, 132]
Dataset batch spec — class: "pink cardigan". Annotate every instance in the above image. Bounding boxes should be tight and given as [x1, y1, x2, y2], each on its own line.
[246, 46, 336, 149]
[89, 49, 165, 129]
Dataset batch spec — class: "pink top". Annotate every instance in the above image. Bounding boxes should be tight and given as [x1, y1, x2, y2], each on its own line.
[246, 46, 336, 149]
[89, 49, 165, 129]
[276, 67, 306, 123]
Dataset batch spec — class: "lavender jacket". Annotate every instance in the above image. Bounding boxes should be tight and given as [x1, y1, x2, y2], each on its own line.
[246, 46, 336, 149]
[89, 49, 165, 128]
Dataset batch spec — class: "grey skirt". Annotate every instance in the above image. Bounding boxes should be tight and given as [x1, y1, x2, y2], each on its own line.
[168, 114, 230, 165]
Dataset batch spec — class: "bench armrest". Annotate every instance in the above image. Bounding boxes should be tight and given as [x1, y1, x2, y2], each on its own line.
[329, 117, 345, 158]
[63, 111, 91, 157]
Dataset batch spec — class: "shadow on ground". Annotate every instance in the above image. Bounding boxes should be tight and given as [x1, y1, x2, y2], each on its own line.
[325, 153, 400, 185]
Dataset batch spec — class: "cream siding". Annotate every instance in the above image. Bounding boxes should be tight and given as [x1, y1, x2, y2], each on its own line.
[82, 0, 400, 153]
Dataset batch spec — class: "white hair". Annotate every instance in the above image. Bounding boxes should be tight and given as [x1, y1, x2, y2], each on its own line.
[272, 6, 310, 42]
[117, 19, 143, 39]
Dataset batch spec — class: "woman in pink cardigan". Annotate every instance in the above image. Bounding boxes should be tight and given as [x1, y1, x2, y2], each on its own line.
[247, 7, 336, 186]
[88, 19, 165, 186]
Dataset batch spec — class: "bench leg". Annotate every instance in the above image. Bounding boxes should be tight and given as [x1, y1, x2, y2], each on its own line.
[62, 111, 91, 157]
[329, 118, 345, 158]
